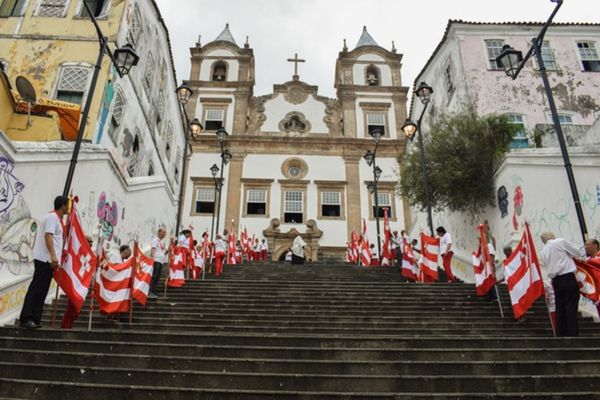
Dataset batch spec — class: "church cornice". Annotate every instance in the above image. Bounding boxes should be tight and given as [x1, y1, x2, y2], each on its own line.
[191, 136, 405, 158]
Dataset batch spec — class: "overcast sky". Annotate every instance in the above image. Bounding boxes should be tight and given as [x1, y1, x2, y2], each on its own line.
[155, 0, 596, 98]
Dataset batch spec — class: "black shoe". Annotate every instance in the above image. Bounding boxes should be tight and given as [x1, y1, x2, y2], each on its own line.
[19, 320, 40, 329]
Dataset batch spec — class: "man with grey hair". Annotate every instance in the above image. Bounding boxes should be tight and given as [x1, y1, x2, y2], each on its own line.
[540, 231, 582, 337]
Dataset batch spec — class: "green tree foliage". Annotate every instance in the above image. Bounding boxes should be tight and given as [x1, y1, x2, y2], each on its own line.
[400, 107, 517, 215]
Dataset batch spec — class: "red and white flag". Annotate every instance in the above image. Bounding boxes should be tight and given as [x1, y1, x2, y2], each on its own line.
[132, 244, 153, 306]
[401, 239, 419, 281]
[574, 258, 600, 303]
[380, 209, 393, 267]
[472, 224, 497, 296]
[168, 244, 186, 287]
[360, 219, 371, 266]
[502, 224, 544, 319]
[54, 202, 97, 313]
[420, 233, 439, 281]
[95, 258, 132, 314]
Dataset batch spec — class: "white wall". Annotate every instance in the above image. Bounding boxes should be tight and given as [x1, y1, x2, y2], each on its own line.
[0, 134, 177, 325]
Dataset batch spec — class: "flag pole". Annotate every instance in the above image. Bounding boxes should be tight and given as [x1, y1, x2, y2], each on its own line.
[493, 284, 504, 318]
[525, 222, 556, 337]
[88, 226, 103, 332]
[51, 195, 74, 328]
[163, 240, 171, 298]
[129, 241, 138, 326]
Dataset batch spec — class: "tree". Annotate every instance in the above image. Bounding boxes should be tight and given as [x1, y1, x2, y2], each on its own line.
[400, 107, 517, 215]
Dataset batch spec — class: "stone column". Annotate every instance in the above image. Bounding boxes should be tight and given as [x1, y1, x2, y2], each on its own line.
[344, 155, 362, 239]
[224, 154, 245, 234]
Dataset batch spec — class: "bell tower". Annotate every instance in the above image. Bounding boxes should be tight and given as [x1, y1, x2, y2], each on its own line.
[186, 24, 255, 135]
[334, 26, 409, 139]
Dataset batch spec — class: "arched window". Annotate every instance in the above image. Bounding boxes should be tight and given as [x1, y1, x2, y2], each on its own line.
[365, 65, 380, 86]
[108, 88, 126, 143]
[211, 61, 227, 81]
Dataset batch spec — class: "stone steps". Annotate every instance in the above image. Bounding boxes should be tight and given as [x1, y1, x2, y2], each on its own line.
[1, 263, 599, 398]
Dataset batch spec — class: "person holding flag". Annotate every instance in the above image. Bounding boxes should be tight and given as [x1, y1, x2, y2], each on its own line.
[19, 195, 68, 329]
[436, 226, 455, 282]
[541, 232, 583, 337]
[149, 228, 168, 299]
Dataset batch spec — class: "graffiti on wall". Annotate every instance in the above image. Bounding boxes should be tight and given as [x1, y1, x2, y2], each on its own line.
[497, 186, 509, 219]
[0, 156, 37, 276]
[97, 192, 119, 242]
[512, 185, 524, 231]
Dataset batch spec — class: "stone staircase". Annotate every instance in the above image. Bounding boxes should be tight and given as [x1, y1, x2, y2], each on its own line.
[1, 263, 600, 399]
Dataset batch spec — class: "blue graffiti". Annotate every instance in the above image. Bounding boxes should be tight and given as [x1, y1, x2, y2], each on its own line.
[0, 156, 25, 214]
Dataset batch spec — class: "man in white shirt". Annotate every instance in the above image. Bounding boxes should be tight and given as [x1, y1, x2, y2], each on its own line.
[540, 231, 583, 337]
[19, 196, 69, 329]
[213, 234, 227, 276]
[436, 226, 455, 282]
[149, 228, 168, 298]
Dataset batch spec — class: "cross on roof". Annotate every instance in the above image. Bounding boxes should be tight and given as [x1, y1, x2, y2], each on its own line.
[287, 53, 305, 80]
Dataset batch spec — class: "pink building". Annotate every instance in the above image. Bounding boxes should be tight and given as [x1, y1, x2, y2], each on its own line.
[411, 20, 600, 148]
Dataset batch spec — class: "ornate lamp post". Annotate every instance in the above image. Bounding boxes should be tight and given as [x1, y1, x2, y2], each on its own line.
[62, 1, 139, 196]
[363, 129, 384, 264]
[495, 0, 588, 242]
[401, 81, 434, 236]
[214, 127, 232, 237]
[175, 82, 203, 237]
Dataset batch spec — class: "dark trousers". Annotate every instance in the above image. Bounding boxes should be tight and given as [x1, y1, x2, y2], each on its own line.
[149, 262, 163, 294]
[19, 259, 54, 325]
[552, 272, 580, 337]
[394, 247, 402, 266]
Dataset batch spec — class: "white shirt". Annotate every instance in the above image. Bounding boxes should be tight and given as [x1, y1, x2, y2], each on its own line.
[178, 234, 189, 248]
[109, 253, 123, 264]
[440, 232, 452, 254]
[260, 242, 268, 251]
[541, 238, 582, 279]
[291, 236, 306, 258]
[285, 251, 292, 261]
[151, 237, 167, 263]
[33, 212, 63, 263]
[214, 239, 227, 253]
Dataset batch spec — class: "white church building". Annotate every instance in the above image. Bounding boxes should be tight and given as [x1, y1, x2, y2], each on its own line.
[181, 25, 410, 260]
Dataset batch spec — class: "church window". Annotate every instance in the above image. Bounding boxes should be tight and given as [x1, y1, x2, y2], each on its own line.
[204, 109, 224, 131]
[78, 0, 107, 18]
[194, 187, 216, 214]
[56, 64, 91, 105]
[246, 189, 267, 215]
[0, 0, 26, 16]
[365, 65, 380, 86]
[288, 166, 301, 178]
[126, 4, 142, 46]
[108, 89, 126, 144]
[211, 61, 228, 81]
[373, 192, 392, 219]
[37, 0, 68, 17]
[284, 191, 303, 224]
[366, 113, 386, 137]
[485, 39, 505, 70]
[321, 191, 341, 217]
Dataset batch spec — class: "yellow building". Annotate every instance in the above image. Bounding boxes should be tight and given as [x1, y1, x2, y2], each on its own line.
[0, 0, 125, 141]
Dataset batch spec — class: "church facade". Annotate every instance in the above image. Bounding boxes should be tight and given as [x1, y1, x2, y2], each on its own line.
[182, 25, 410, 260]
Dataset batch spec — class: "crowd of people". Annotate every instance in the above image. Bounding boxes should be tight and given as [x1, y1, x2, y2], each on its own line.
[16, 195, 600, 338]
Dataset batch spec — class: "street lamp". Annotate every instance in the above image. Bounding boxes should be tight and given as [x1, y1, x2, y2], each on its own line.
[209, 163, 220, 242]
[174, 81, 203, 237]
[363, 129, 384, 265]
[495, 0, 588, 242]
[62, 1, 139, 196]
[214, 127, 232, 238]
[401, 81, 434, 236]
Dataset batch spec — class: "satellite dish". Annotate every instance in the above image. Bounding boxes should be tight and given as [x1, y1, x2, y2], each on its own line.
[16, 76, 37, 127]
[16, 76, 37, 104]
